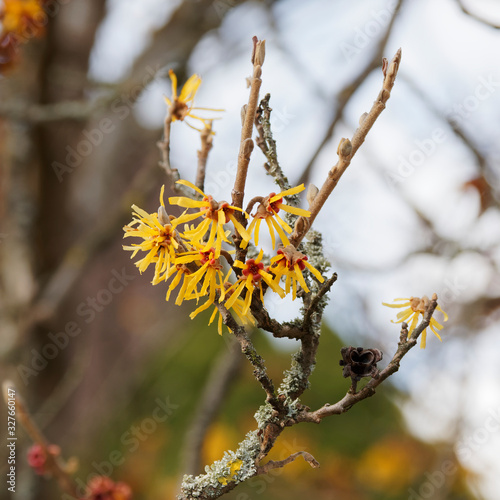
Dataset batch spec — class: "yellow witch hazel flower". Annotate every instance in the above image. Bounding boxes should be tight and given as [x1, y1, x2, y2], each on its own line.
[242, 184, 311, 250]
[169, 179, 250, 257]
[123, 186, 179, 285]
[382, 296, 449, 349]
[224, 249, 285, 315]
[164, 69, 223, 128]
[174, 246, 227, 317]
[269, 245, 324, 300]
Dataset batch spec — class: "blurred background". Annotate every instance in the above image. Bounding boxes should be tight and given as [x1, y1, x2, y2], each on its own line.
[1, 0, 499, 499]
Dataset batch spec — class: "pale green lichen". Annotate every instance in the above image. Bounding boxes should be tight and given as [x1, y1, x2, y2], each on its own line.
[303, 230, 331, 275]
[179, 431, 260, 499]
[279, 350, 311, 398]
[254, 402, 277, 429]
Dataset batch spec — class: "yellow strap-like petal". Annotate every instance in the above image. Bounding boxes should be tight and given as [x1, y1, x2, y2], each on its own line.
[429, 323, 442, 341]
[224, 280, 246, 310]
[270, 216, 291, 247]
[229, 214, 251, 242]
[254, 248, 264, 264]
[430, 318, 444, 330]
[266, 217, 276, 249]
[382, 301, 411, 308]
[304, 261, 325, 283]
[218, 313, 223, 336]
[259, 270, 285, 298]
[277, 204, 311, 217]
[190, 298, 213, 319]
[169, 197, 206, 208]
[436, 305, 449, 321]
[169, 69, 178, 98]
[392, 309, 414, 324]
[293, 263, 310, 293]
[408, 313, 419, 336]
[160, 185, 165, 207]
[179, 74, 201, 102]
[271, 210, 292, 233]
[420, 329, 427, 349]
[176, 179, 206, 197]
[270, 184, 305, 201]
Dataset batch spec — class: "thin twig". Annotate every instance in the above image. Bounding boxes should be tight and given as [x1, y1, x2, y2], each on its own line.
[255, 94, 294, 198]
[232, 37, 266, 264]
[302, 273, 338, 331]
[298, 0, 404, 185]
[195, 121, 214, 192]
[215, 301, 278, 409]
[157, 113, 176, 185]
[232, 37, 265, 213]
[290, 48, 402, 248]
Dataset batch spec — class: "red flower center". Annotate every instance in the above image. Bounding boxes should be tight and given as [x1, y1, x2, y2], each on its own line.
[266, 193, 282, 214]
[171, 99, 188, 120]
[242, 259, 264, 281]
[199, 248, 222, 270]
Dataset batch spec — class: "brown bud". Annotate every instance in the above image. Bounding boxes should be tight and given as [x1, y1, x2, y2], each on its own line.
[306, 184, 319, 207]
[337, 138, 352, 158]
[387, 61, 397, 79]
[241, 104, 247, 125]
[382, 57, 388, 78]
[254, 40, 266, 66]
[339, 346, 383, 381]
[242, 138, 254, 157]
[359, 112, 368, 125]
[158, 205, 169, 225]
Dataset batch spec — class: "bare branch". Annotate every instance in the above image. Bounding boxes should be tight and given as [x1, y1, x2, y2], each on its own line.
[298, 0, 405, 185]
[232, 38, 265, 213]
[302, 273, 338, 331]
[254, 93, 294, 197]
[216, 301, 278, 408]
[195, 121, 214, 192]
[290, 48, 402, 248]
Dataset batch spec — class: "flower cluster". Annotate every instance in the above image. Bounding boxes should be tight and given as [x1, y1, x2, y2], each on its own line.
[0, 0, 46, 72]
[124, 72, 325, 334]
[383, 296, 448, 348]
[243, 185, 311, 250]
[123, 181, 323, 334]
